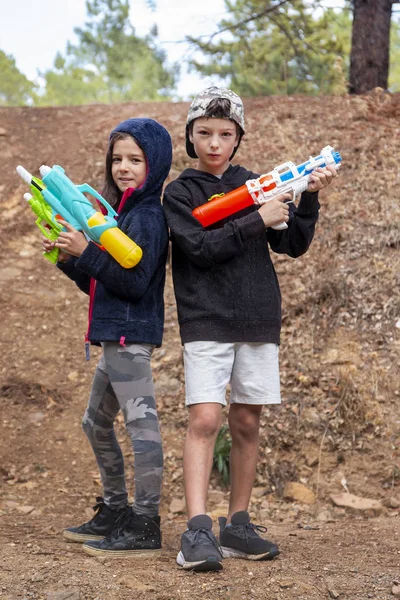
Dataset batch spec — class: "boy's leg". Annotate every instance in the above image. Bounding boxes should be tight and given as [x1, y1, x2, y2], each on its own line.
[218, 343, 280, 560]
[83, 343, 163, 557]
[227, 403, 262, 520]
[177, 403, 223, 571]
[184, 403, 223, 518]
[177, 341, 234, 571]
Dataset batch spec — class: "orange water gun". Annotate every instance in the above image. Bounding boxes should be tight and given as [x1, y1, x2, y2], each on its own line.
[193, 145, 342, 230]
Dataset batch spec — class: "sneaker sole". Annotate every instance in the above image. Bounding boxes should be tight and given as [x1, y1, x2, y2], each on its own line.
[176, 551, 223, 572]
[82, 545, 162, 558]
[221, 546, 280, 561]
[63, 530, 105, 543]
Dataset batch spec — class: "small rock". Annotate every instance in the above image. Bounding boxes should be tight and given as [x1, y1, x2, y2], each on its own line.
[328, 590, 340, 599]
[67, 371, 79, 382]
[283, 482, 316, 504]
[316, 510, 333, 522]
[330, 492, 383, 514]
[169, 497, 185, 514]
[252, 486, 268, 498]
[16, 505, 36, 514]
[387, 497, 400, 509]
[46, 589, 80, 600]
[392, 584, 400, 596]
[28, 411, 45, 423]
[279, 580, 294, 589]
[0, 128, 7, 136]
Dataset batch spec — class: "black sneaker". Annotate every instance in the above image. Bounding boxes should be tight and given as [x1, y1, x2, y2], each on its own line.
[63, 497, 128, 543]
[177, 514, 223, 572]
[82, 507, 162, 557]
[219, 511, 279, 560]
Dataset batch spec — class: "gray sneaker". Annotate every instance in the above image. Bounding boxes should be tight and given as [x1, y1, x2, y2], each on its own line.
[219, 511, 280, 560]
[176, 514, 223, 571]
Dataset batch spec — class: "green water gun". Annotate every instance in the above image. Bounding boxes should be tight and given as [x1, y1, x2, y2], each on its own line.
[24, 189, 63, 264]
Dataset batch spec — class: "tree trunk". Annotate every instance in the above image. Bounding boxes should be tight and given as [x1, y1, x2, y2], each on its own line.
[349, 0, 394, 94]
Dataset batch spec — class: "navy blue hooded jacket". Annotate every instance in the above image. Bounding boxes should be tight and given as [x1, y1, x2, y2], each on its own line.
[58, 118, 172, 347]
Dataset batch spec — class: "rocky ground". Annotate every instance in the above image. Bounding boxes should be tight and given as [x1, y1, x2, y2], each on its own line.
[0, 90, 399, 599]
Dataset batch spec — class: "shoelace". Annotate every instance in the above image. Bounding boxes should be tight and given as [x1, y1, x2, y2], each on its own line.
[88, 497, 106, 524]
[189, 528, 222, 552]
[242, 522, 268, 541]
[106, 508, 135, 540]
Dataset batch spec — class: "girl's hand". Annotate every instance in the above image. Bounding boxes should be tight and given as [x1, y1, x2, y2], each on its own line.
[258, 191, 292, 228]
[41, 237, 69, 263]
[54, 220, 89, 257]
[307, 164, 337, 192]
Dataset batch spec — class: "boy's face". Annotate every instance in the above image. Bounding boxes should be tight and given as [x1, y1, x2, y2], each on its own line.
[111, 137, 147, 192]
[189, 117, 239, 175]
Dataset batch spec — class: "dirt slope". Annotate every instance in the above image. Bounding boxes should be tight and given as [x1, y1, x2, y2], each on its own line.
[0, 90, 399, 600]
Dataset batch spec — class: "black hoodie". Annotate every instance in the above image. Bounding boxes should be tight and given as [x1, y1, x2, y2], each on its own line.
[163, 164, 320, 344]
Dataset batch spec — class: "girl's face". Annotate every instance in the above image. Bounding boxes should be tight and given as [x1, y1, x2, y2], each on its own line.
[111, 136, 147, 193]
[189, 117, 239, 176]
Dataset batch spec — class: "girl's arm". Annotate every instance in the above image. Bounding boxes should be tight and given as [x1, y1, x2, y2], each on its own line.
[42, 235, 91, 294]
[57, 256, 91, 295]
[73, 207, 168, 301]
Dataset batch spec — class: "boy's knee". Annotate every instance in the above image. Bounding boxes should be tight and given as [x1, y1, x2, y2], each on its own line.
[188, 407, 222, 439]
[229, 406, 261, 439]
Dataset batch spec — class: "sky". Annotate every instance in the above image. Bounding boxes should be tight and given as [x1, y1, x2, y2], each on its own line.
[0, 0, 229, 100]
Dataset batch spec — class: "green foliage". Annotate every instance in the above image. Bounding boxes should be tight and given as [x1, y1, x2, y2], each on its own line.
[389, 18, 400, 92]
[37, 0, 177, 106]
[0, 51, 36, 106]
[187, 1, 352, 96]
[213, 425, 232, 486]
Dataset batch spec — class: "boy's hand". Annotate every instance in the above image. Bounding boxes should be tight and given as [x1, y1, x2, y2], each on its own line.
[307, 164, 337, 192]
[54, 220, 89, 258]
[258, 192, 292, 228]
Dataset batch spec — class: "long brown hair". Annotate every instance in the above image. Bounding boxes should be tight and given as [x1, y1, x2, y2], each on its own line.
[101, 131, 132, 209]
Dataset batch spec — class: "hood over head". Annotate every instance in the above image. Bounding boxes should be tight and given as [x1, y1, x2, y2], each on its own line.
[111, 117, 172, 208]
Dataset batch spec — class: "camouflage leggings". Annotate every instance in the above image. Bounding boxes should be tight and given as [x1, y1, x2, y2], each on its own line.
[82, 342, 163, 517]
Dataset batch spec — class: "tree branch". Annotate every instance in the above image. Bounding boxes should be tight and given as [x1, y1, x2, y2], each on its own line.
[207, 0, 293, 42]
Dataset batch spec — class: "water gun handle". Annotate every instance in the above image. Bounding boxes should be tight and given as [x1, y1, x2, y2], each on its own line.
[24, 192, 62, 264]
[266, 177, 309, 230]
[76, 184, 118, 218]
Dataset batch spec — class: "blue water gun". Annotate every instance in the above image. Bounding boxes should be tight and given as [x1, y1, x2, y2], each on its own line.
[17, 164, 142, 268]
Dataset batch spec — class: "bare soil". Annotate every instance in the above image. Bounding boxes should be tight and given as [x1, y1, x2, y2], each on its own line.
[0, 90, 399, 600]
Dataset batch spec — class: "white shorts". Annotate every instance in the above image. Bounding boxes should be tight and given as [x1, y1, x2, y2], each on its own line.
[184, 341, 281, 407]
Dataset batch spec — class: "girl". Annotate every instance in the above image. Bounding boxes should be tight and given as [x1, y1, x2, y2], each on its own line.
[43, 118, 172, 557]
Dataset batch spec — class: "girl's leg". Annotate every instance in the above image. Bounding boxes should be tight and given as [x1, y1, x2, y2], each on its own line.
[82, 353, 128, 509]
[102, 342, 163, 518]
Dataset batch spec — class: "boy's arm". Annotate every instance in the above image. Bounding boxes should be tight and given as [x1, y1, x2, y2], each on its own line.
[163, 185, 266, 268]
[266, 191, 320, 257]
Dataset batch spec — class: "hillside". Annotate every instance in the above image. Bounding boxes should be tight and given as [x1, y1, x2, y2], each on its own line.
[0, 90, 399, 600]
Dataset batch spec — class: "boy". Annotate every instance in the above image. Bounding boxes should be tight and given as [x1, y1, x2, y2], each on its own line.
[163, 87, 337, 572]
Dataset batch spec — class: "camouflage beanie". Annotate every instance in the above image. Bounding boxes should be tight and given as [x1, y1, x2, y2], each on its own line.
[185, 86, 245, 159]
